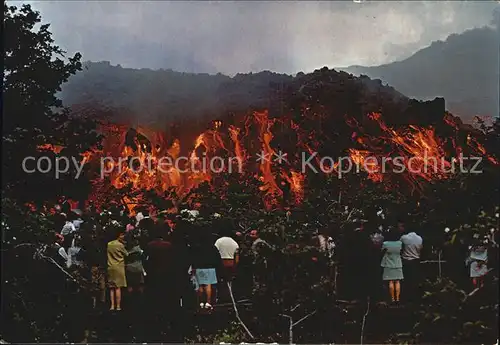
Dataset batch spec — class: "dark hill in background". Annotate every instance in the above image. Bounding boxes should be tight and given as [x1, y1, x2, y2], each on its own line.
[61, 61, 412, 128]
[60, 61, 294, 126]
[341, 26, 500, 122]
[61, 26, 498, 127]
[62, 62, 491, 174]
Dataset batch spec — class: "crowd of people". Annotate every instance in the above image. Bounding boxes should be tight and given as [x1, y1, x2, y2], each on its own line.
[336, 219, 426, 304]
[40, 200, 496, 341]
[338, 218, 497, 303]
[47, 203, 276, 314]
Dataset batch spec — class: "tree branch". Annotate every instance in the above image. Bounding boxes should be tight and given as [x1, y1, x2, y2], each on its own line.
[2, 243, 86, 286]
[333, 264, 338, 296]
[227, 281, 254, 339]
[360, 297, 371, 345]
[215, 298, 250, 306]
[292, 310, 317, 327]
[0, 243, 37, 252]
[278, 314, 293, 344]
[39, 253, 79, 282]
[280, 310, 317, 344]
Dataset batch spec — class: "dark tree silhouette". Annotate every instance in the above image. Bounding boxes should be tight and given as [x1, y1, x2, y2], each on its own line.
[3, 4, 102, 204]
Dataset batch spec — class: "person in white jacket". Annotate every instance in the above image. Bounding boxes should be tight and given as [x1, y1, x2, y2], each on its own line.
[215, 230, 239, 284]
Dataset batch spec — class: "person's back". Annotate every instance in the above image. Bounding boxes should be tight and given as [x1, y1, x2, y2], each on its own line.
[72, 217, 84, 232]
[170, 229, 193, 306]
[381, 241, 403, 268]
[68, 245, 83, 268]
[107, 239, 127, 267]
[137, 214, 154, 231]
[51, 240, 69, 266]
[215, 236, 239, 259]
[400, 232, 423, 261]
[146, 237, 174, 287]
[86, 238, 105, 268]
[348, 228, 372, 269]
[61, 220, 76, 236]
[251, 237, 271, 255]
[470, 245, 487, 261]
[192, 242, 222, 270]
[143, 234, 175, 339]
[126, 245, 144, 273]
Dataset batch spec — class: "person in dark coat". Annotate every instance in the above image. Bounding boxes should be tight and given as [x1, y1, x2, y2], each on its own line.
[169, 223, 195, 341]
[191, 230, 223, 310]
[144, 224, 176, 341]
[340, 220, 375, 301]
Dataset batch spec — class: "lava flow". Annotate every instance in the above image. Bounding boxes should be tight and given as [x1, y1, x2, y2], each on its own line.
[37, 109, 499, 212]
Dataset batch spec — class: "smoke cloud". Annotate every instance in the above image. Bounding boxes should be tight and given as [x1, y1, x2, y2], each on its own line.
[18, 1, 500, 74]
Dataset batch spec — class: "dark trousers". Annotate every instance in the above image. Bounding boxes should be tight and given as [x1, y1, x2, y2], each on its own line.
[402, 259, 421, 302]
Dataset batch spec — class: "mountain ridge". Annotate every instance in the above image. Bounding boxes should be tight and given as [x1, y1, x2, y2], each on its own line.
[340, 26, 500, 121]
[60, 23, 497, 129]
[62, 61, 407, 127]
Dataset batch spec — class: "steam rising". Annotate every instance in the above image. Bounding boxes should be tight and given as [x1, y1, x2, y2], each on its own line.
[24, 1, 499, 74]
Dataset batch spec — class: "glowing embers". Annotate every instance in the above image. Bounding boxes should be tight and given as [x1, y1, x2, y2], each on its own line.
[87, 109, 497, 210]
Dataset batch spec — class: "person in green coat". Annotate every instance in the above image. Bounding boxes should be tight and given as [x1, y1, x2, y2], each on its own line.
[107, 228, 128, 311]
[381, 230, 404, 303]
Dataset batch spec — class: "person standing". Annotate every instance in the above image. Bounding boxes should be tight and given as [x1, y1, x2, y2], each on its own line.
[67, 234, 84, 269]
[144, 225, 175, 341]
[83, 228, 107, 309]
[144, 225, 174, 296]
[381, 230, 404, 304]
[169, 224, 192, 306]
[61, 214, 77, 242]
[340, 220, 373, 301]
[72, 213, 85, 232]
[51, 232, 69, 267]
[249, 229, 271, 257]
[214, 230, 239, 285]
[125, 234, 145, 295]
[367, 226, 385, 301]
[107, 228, 128, 311]
[194, 232, 223, 310]
[248, 229, 273, 294]
[123, 232, 146, 339]
[137, 214, 155, 250]
[169, 223, 193, 342]
[400, 229, 423, 302]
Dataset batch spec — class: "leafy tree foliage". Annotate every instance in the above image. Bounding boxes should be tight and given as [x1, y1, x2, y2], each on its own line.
[3, 4, 102, 204]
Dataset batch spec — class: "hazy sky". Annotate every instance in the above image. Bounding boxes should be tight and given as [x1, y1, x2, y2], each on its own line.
[15, 1, 500, 75]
